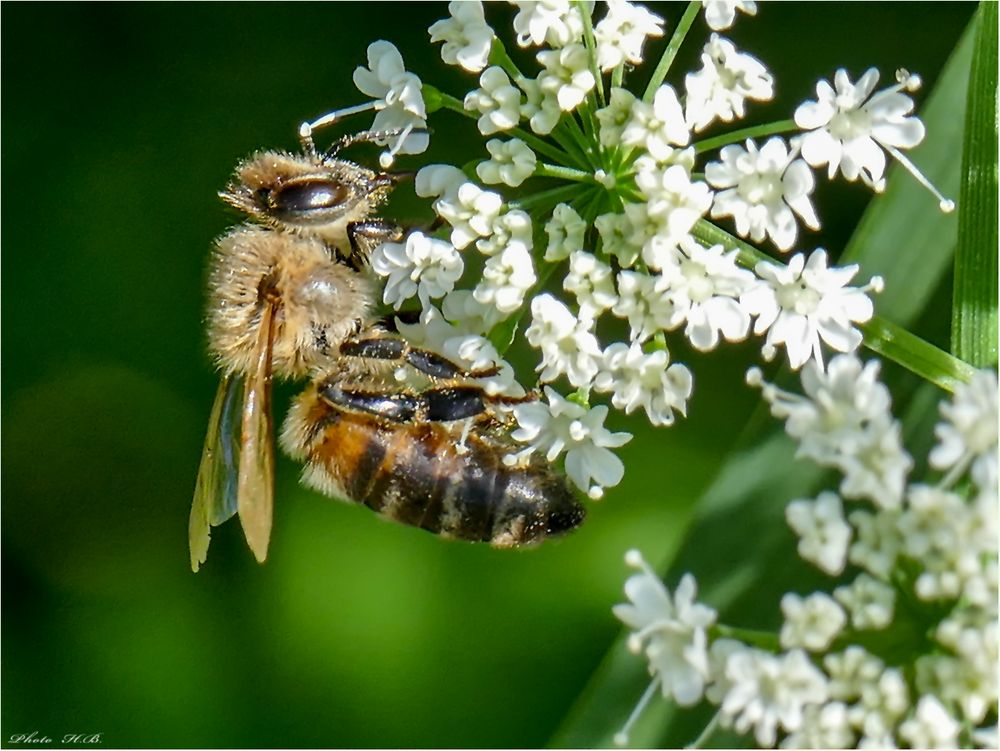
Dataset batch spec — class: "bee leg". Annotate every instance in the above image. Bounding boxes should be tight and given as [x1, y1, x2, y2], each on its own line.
[340, 337, 501, 380]
[321, 383, 498, 424]
[345, 220, 404, 270]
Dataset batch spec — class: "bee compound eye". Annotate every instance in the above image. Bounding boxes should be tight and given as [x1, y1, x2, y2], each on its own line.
[270, 179, 349, 217]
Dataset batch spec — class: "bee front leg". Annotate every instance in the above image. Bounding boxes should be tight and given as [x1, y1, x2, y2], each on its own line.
[346, 220, 403, 269]
[340, 337, 501, 380]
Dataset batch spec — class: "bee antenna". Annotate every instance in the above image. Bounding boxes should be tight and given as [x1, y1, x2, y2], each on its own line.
[298, 102, 378, 155]
[326, 126, 432, 157]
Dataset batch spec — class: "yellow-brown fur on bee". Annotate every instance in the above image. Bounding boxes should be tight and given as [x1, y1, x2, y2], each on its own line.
[206, 226, 375, 380]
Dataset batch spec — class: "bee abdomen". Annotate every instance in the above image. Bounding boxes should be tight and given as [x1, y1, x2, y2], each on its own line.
[282, 393, 584, 546]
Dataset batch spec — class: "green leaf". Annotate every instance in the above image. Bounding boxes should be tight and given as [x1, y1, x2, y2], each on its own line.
[952, 1, 999, 366]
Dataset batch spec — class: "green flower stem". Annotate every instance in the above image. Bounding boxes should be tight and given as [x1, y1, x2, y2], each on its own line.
[425, 85, 576, 167]
[556, 117, 600, 170]
[488, 36, 525, 84]
[692, 219, 977, 393]
[510, 182, 585, 212]
[577, 184, 607, 225]
[576, 0, 607, 108]
[711, 623, 781, 651]
[693, 119, 798, 154]
[642, 0, 702, 103]
[686, 710, 723, 750]
[512, 126, 579, 167]
[534, 162, 595, 183]
[952, 0, 999, 366]
[611, 62, 625, 90]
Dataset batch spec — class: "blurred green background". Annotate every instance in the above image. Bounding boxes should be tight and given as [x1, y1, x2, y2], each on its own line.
[2, 3, 974, 748]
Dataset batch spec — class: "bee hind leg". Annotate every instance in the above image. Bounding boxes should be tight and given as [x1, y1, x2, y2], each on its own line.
[320, 382, 520, 424]
[340, 337, 501, 380]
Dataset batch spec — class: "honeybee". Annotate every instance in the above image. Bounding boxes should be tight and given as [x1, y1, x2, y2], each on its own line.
[189, 112, 584, 572]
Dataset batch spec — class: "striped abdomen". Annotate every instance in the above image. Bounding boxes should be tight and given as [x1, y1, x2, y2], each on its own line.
[281, 387, 584, 546]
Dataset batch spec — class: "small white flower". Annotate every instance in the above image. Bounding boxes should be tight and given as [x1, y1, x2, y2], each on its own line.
[834, 573, 896, 630]
[524, 294, 602, 388]
[929, 369, 998, 486]
[596, 211, 641, 268]
[898, 695, 960, 749]
[719, 648, 829, 747]
[780, 592, 847, 652]
[780, 701, 854, 750]
[353, 41, 429, 164]
[835, 417, 912, 508]
[752, 356, 911, 507]
[707, 137, 819, 251]
[614, 553, 716, 707]
[435, 182, 504, 249]
[612, 270, 675, 342]
[593, 0, 665, 71]
[563, 251, 617, 322]
[703, 0, 757, 31]
[596, 87, 639, 148]
[537, 43, 597, 111]
[685, 34, 773, 132]
[595, 342, 693, 427]
[824, 646, 885, 702]
[848, 506, 903, 580]
[510, 387, 632, 497]
[371, 232, 464, 309]
[415, 164, 466, 199]
[931, 618, 998, 725]
[353, 41, 427, 119]
[544, 203, 587, 261]
[785, 491, 853, 575]
[516, 74, 563, 135]
[441, 288, 506, 335]
[741, 249, 880, 370]
[476, 138, 537, 187]
[428, 0, 495, 73]
[658, 237, 756, 350]
[631, 164, 713, 269]
[465, 66, 523, 135]
[473, 244, 537, 314]
[898, 484, 980, 602]
[621, 84, 691, 160]
[851, 667, 910, 742]
[476, 209, 533, 257]
[511, 0, 591, 48]
[795, 68, 926, 189]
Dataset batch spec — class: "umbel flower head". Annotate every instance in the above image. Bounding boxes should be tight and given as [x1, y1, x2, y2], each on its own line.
[615, 361, 998, 749]
[332, 2, 952, 512]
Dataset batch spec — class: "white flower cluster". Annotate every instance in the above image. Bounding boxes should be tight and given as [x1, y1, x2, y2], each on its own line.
[616, 360, 999, 749]
[341, 0, 951, 508]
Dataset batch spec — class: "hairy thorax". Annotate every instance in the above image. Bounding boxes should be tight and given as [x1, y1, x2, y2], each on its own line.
[206, 225, 375, 379]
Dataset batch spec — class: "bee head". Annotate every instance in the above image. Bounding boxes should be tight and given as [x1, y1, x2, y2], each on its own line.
[221, 150, 396, 232]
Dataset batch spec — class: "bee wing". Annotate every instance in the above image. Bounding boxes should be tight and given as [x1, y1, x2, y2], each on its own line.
[237, 300, 276, 563]
[189, 374, 245, 572]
